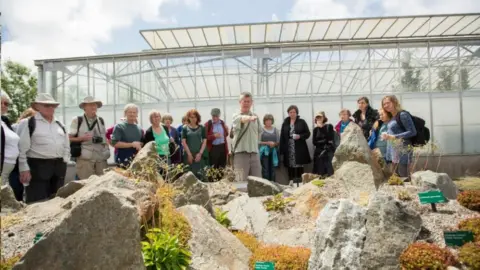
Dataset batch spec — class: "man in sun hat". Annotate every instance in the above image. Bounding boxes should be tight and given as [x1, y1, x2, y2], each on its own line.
[17, 93, 70, 203]
[69, 96, 110, 180]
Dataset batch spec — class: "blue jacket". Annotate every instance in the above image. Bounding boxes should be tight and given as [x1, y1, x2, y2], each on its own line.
[259, 145, 279, 167]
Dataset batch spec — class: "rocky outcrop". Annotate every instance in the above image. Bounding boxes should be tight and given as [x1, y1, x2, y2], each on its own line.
[1, 185, 25, 213]
[308, 199, 367, 270]
[334, 161, 377, 204]
[173, 172, 213, 215]
[55, 179, 89, 198]
[223, 195, 269, 235]
[411, 170, 459, 200]
[177, 205, 251, 270]
[301, 173, 319, 184]
[247, 176, 283, 197]
[290, 182, 328, 220]
[207, 179, 242, 207]
[128, 141, 163, 182]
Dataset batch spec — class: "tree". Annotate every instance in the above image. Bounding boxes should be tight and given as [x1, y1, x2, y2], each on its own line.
[1, 61, 37, 122]
[460, 68, 470, 90]
[436, 66, 455, 91]
[400, 62, 423, 92]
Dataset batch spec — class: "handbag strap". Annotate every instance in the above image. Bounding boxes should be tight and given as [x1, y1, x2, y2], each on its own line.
[233, 121, 251, 153]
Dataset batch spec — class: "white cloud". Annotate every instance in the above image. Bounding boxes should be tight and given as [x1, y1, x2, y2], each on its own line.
[272, 13, 279, 22]
[0, 0, 198, 69]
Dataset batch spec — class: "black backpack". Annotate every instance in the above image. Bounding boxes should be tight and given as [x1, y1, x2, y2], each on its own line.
[395, 111, 430, 146]
[28, 116, 66, 137]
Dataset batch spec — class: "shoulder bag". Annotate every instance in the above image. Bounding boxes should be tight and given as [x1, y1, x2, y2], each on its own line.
[227, 121, 251, 168]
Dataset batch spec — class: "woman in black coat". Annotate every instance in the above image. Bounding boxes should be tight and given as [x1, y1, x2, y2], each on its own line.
[312, 111, 335, 177]
[353, 96, 379, 139]
[280, 105, 311, 184]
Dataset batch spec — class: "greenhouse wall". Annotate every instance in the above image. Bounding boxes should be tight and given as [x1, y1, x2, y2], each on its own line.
[36, 41, 480, 165]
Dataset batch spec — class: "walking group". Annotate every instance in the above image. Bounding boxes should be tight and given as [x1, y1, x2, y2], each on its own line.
[1, 90, 427, 204]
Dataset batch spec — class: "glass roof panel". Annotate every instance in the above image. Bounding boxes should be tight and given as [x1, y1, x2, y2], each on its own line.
[251, 24, 266, 43]
[158, 31, 179, 48]
[141, 31, 165, 49]
[203, 27, 221, 45]
[324, 20, 347, 40]
[338, 20, 363, 39]
[266, 23, 282, 42]
[411, 16, 446, 36]
[219, 26, 236, 45]
[353, 19, 380, 39]
[187, 28, 207, 46]
[369, 18, 397, 38]
[171, 29, 193, 47]
[309, 21, 331, 40]
[473, 27, 480, 34]
[234, 25, 250, 44]
[294, 22, 314, 41]
[456, 19, 480, 35]
[280, 22, 298, 42]
[443, 15, 479, 35]
[383, 17, 413, 38]
[398, 17, 430, 37]
[429, 15, 463, 36]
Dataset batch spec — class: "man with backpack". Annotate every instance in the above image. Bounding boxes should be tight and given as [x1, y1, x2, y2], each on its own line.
[17, 93, 70, 203]
[69, 96, 110, 180]
[204, 108, 229, 168]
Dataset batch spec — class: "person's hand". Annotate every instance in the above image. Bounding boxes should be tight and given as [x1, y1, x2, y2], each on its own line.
[187, 153, 193, 164]
[293, 134, 300, 140]
[81, 133, 93, 141]
[249, 115, 257, 122]
[214, 132, 222, 138]
[131, 141, 142, 150]
[316, 121, 323, 128]
[195, 153, 202, 162]
[169, 137, 174, 143]
[20, 171, 31, 185]
[268, 141, 276, 147]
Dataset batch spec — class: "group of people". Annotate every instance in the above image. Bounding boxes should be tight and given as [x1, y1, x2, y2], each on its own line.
[0, 90, 418, 204]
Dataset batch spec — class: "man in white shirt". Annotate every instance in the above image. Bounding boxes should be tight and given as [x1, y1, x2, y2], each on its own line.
[17, 93, 70, 203]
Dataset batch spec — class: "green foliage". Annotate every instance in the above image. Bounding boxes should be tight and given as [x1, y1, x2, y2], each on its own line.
[399, 242, 457, 270]
[388, 174, 404, 186]
[141, 228, 191, 270]
[458, 242, 480, 269]
[0, 253, 22, 270]
[460, 67, 470, 90]
[199, 166, 235, 182]
[214, 208, 231, 228]
[1, 61, 37, 122]
[311, 179, 325, 188]
[397, 190, 412, 201]
[436, 66, 455, 91]
[458, 217, 480, 242]
[457, 190, 480, 212]
[233, 231, 261, 253]
[249, 245, 311, 270]
[263, 194, 293, 212]
[400, 61, 423, 92]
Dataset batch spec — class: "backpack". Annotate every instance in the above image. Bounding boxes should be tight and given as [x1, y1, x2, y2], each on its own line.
[394, 111, 430, 146]
[333, 131, 340, 149]
[28, 116, 66, 137]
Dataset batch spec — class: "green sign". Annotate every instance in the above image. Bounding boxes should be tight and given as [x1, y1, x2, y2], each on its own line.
[255, 261, 275, 270]
[418, 190, 447, 204]
[444, 231, 474, 247]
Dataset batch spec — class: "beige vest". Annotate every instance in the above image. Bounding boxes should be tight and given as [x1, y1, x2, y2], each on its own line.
[78, 116, 110, 161]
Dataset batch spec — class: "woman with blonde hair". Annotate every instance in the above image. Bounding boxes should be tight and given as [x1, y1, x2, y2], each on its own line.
[368, 108, 392, 163]
[143, 110, 174, 166]
[381, 95, 417, 178]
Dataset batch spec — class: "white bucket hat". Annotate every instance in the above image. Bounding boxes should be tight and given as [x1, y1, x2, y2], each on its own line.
[79, 96, 103, 109]
[31, 93, 60, 107]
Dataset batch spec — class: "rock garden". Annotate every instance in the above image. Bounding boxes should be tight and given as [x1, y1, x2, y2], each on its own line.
[1, 124, 479, 270]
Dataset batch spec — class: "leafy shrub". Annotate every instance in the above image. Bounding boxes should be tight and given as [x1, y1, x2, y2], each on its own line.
[399, 242, 457, 270]
[164, 163, 189, 183]
[397, 190, 412, 201]
[141, 228, 191, 270]
[249, 245, 311, 270]
[457, 190, 480, 211]
[199, 166, 236, 182]
[233, 231, 261, 253]
[215, 208, 231, 228]
[388, 174, 404, 185]
[263, 194, 293, 212]
[458, 241, 480, 269]
[458, 217, 480, 242]
[0, 253, 22, 270]
[311, 179, 325, 188]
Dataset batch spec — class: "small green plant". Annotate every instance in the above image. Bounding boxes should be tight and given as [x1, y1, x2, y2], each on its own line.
[198, 166, 236, 182]
[263, 194, 293, 212]
[215, 208, 231, 228]
[388, 174, 404, 186]
[141, 228, 191, 270]
[458, 241, 480, 269]
[399, 242, 457, 270]
[457, 190, 480, 212]
[458, 217, 480, 242]
[397, 189, 412, 201]
[311, 179, 325, 188]
[1, 253, 22, 270]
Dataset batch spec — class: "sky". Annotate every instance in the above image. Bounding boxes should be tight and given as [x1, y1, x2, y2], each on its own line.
[1, 0, 479, 70]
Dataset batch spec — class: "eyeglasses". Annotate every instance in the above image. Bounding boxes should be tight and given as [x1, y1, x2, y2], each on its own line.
[2, 102, 10, 106]
[41, 104, 58, 108]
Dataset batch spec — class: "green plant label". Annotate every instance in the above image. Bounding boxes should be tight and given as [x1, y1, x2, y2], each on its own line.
[418, 190, 447, 204]
[444, 231, 474, 247]
[255, 261, 275, 270]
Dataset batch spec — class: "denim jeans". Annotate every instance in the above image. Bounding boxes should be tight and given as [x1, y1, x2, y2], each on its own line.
[260, 153, 275, 181]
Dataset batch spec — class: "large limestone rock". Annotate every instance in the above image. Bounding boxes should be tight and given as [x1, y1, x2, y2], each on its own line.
[361, 193, 422, 270]
[207, 179, 243, 207]
[173, 172, 213, 215]
[223, 195, 269, 235]
[334, 161, 377, 204]
[177, 205, 251, 270]
[290, 182, 328, 220]
[301, 173, 319, 184]
[128, 141, 162, 181]
[55, 179, 89, 198]
[247, 176, 283, 197]
[12, 190, 144, 270]
[1, 185, 25, 213]
[308, 199, 367, 270]
[411, 170, 459, 200]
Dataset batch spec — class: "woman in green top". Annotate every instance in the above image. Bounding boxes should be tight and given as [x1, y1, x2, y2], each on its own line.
[182, 109, 207, 180]
[143, 110, 174, 167]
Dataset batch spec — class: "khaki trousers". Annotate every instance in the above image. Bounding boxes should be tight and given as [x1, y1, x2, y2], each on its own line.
[233, 152, 262, 182]
[76, 159, 108, 180]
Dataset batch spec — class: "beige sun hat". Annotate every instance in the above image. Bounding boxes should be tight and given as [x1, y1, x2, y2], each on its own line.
[31, 93, 60, 107]
[79, 96, 103, 109]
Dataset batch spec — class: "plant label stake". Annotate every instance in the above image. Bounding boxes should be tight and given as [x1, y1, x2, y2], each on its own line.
[443, 231, 474, 247]
[255, 261, 275, 270]
[418, 190, 447, 212]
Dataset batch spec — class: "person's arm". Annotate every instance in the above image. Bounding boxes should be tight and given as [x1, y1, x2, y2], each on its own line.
[279, 123, 286, 154]
[181, 127, 192, 156]
[394, 112, 417, 139]
[17, 119, 31, 172]
[199, 126, 207, 156]
[312, 127, 323, 146]
[62, 123, 71, 163]
[205, 122, 216, 142]
[69, 117, 87, 143]
[111, 124, 132, 149]
[298, 119, 311, 140]
[223, 122, 229, 138]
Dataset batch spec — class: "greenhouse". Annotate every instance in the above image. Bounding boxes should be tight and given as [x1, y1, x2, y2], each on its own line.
[34, 12, 480, 158]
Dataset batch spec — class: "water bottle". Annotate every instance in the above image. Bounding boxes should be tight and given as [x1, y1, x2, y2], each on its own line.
[33, 232, 43, 244]
[22, 182, 29, 203]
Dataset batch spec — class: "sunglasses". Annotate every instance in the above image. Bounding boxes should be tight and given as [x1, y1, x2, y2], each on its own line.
[40, 104, 58, 108]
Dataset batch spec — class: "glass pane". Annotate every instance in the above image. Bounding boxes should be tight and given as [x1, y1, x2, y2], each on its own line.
[383, 17, 413, 38]
[430, 45, 459, 92]
[371, 47, 399, 93]
[311, 48, 341, 95]
[310, 21, 331, 40]
[397, 44, 429, 92]
[338, 20, 363, 39]
[353, 19, 379, 39]
[187, 28, 207, 47]
[142, 31, 165, 49]
[219, 26, 235, 45]
[203, 27, 221, 45]
[412, 16, 446, 37]
[295, 22, 314, 41]
[429, 16, 463, 36]
[172, 29, 193, 47]
[158, 31, 179, 48]
[251, 24, 266, 43]
[324, 20, 347, 40]
[283, 50, 311, 96]
[280, 22, 298, 42]
[456, 19, 480, 35]
[265, 23, 282, 42]
[443, 15, 479, 36]
[398, 17, 429, 37]
[369, 18, 397, 38]
[234, 25, 250, 44]
[340, 48, 370, 94]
